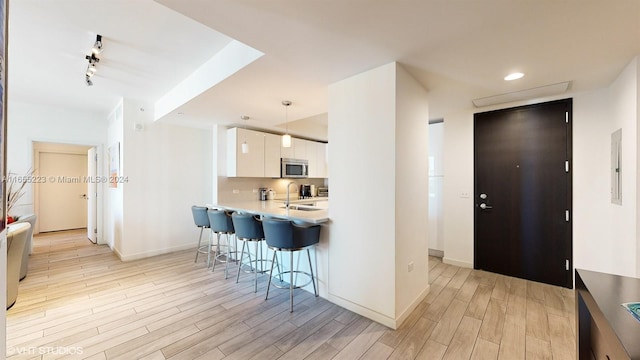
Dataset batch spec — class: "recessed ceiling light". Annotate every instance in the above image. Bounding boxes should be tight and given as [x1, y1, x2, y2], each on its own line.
[504, 72, 525, 81]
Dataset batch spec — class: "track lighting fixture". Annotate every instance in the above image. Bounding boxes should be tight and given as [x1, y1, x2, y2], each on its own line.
[84, 34, 103, 86]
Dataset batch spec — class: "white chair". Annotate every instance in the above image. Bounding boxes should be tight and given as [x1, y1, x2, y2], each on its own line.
[14, 214, 36, 280]
[7, 223, 30, 309]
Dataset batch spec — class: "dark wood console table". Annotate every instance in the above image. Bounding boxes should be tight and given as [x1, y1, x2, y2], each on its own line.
[576, 269, 640, 359]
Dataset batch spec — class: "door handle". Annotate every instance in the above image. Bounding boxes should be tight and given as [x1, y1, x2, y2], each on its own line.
[479, 203, 492, 210]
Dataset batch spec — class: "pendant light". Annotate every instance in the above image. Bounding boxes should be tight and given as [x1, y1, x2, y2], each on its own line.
[241, 115, 250, 154]
[281, 100, 292, 147]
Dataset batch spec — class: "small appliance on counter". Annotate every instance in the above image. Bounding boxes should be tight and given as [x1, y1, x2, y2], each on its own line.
[259, 187, 268, 201]
[299, 184, 312, 199]
[317, 187, 328, 197]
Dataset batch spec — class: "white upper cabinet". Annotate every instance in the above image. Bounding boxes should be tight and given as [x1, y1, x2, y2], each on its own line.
[264, 132, 281, 178]
[228, 128, 266, 177]
[280, 137, 295, 159]
[293, 138, 307, 160]
[308, 141, 328, 178]
[229, 127, 328, 178]
[317, 142, 328, 178]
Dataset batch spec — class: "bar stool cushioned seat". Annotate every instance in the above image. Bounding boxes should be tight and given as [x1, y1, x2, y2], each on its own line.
[263, 218, 320, 312]
[191, 206, 212, 266]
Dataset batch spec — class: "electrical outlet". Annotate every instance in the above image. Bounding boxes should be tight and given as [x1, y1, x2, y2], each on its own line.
[408, 262, 414, 272]
[232, 189, 240, 194]
[460, 191, 470, 198]
[252, 188, 258, 193]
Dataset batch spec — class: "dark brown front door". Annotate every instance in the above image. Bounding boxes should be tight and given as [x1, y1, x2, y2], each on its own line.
[474, 99, 572, 288]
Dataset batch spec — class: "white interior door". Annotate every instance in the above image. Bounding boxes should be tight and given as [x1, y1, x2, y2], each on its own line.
[87, 148, 97, 243]
[39, 152, 88, 232]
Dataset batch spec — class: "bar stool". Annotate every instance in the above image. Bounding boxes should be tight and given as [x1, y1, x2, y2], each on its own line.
[232, 213, 272, 293]
[191, 205, 212, 267]
[263, 218, 320, 312]
[207, 209, 237, 279]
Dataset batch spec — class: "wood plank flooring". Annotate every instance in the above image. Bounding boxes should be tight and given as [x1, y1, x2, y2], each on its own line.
[7, 229, 576, 359]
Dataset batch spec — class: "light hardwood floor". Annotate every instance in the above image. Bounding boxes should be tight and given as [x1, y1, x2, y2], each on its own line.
[7, 229, 576, 359]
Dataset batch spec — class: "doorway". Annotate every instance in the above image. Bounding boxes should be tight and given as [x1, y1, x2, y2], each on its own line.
[33, 142, 94, 235]
[474, 99, 572, 288]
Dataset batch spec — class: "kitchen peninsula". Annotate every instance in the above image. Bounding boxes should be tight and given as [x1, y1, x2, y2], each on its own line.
[208, 198, 330, 301]
[210, 198, 329, 224]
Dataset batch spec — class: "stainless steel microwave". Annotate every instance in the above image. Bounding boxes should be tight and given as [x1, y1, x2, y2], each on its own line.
[281, 158, 308, 178]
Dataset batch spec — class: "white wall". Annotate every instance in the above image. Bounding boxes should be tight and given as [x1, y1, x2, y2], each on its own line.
[106, 101, 124, 250]
[328, 62, 397, 324]
[636, 59, 640, 278]
[442, 108, 475, 268]
[113, 99, 213, 260]
[573, 60, 639, 278]
[328, 62, 429, 328]
[442, 56, 640, 278]
[6, 100, 108, 217]
[572, 89, 614, 274]
[394, 64, 430, 321]
[428, 122, 444, 252]
[607, 58, 638, 276]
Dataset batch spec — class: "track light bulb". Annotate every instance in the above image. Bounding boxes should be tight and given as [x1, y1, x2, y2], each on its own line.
[92, 35, 103, 55]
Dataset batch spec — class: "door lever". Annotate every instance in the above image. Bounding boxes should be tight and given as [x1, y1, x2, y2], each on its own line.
[479, 203, 492, 210]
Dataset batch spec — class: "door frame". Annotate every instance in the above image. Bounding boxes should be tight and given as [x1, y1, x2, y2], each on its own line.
[32, 141, 104, 243]
[473, 98, 573, 288]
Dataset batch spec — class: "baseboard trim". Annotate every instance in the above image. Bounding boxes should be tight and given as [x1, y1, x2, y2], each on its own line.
[428, 249, 444, 258]
[443, 256, 473, 269]
[115, 243, 196, 262]
[395, 284, 431, 328]
[327, 293, 397, 329]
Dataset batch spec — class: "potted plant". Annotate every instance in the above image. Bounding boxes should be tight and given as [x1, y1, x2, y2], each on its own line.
[6, 168, 33, 224]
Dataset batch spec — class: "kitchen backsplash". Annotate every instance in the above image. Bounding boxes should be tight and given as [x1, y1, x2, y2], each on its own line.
[218, 177, 327, 202]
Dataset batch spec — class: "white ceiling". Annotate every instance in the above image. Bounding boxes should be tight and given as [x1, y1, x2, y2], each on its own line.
[8, 0, 640, 136]
[8, 0, 232, 115]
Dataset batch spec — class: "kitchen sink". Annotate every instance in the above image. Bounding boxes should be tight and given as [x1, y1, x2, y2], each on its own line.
[280, 205, 322, 211]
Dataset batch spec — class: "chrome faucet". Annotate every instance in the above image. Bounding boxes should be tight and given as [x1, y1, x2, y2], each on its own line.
[285, 181, 297, 208]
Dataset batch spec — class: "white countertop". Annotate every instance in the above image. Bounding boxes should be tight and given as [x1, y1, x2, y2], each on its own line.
[208, 198, 329, 224]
